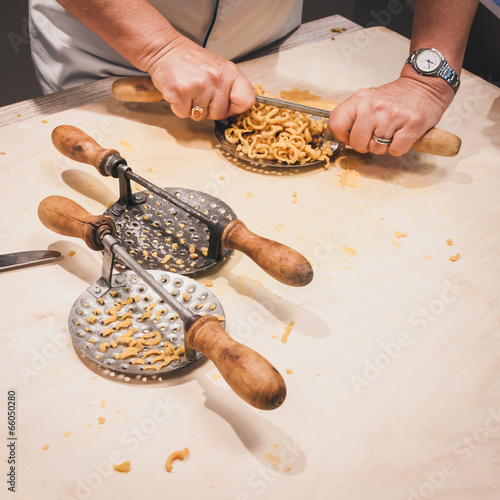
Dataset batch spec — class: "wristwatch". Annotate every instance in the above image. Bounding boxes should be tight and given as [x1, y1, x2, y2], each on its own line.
[405, 48, 460, 94]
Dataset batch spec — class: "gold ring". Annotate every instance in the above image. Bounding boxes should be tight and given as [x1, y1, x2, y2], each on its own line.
[191, 105, 208, 120]
[372, 134, 393, 145]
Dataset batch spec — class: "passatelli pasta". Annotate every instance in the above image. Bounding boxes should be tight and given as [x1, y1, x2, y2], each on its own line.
[224, 85, 333, 165]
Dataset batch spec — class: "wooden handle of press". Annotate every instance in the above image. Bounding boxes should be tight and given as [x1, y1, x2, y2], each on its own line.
[410, 127, 461, 157]
[112, 76, 164, 102]
[186, 315, 286, 410]
[222, 219, 313, 287]
[52, 125, 120, 176]
[38, 196, 115, 251]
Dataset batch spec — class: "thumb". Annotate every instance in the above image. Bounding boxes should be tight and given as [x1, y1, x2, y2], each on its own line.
[227, 74, 256, 117]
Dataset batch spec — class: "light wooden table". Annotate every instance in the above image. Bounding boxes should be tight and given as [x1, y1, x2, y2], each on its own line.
[1, 15, 500, 500]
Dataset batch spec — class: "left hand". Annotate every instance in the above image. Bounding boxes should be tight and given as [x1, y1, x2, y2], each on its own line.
[328, 70, 455, 156]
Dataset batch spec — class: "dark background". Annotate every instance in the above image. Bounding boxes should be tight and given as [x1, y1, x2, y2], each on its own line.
[1, 0, 499, 107]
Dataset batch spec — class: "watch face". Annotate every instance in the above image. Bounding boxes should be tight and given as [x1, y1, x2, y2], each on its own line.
[415, 49, 442, 73]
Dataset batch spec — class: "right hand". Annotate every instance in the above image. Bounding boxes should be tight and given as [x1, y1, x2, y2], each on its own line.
[145, 35, 255, 121]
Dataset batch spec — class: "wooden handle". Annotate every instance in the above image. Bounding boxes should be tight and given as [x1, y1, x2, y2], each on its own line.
[410, 127, 461, 157]
[222, 219, 313, 287]
[112, 76, 164, 102]
[38, 195, 115, 251]
[52, 125, 120, 176]
[186, 315, 286, 410]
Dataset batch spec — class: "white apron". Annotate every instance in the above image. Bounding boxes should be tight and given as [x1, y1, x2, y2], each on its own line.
[29, 0, 303, 94]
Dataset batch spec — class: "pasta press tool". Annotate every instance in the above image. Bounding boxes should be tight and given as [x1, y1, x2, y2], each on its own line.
[112, 76, 462, 166]
[38, 195, 286, 410]
[51, 125, 313, 287]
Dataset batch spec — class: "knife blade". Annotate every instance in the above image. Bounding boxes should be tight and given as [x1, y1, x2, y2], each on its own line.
[0, 250, 62, 271]
[255, 95, 332, 119]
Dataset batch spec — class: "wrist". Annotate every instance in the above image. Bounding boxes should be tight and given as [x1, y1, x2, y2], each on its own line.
[400, 64, 455, 105]
[130, 26, 183, 73]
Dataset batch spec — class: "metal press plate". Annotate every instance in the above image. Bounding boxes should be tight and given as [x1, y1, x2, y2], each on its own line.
[214, 120, 328, 169]
[68, 270, 225, 375]
[105, 187, 236, 274]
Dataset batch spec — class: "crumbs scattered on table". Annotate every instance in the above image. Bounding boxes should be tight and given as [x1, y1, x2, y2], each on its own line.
[391, 238, 402, 248]
[246, 191, 253, 198]
[447, 238, 453, 246]
[424, 255, 432, 259]
[165, 448, 189, 472]
[99, 400, 107, 408]
[42, 119, 48, 124]
[113, 461, 131, 473]
[449, 253, 461, 262]
[0, 152, 5, 155]
[62, 431, 71, 438]
[211, 373, 221, 380]
[281, 321, 295, 344]
[68, 250, 76, 257]
[286, 369, 293, 374]
[97, 417, 106, 425]
[41, 444, 49, 451]
[394, 231, 407, 238]
[331, 27, 347, 33]
[204, 280, 213, 287]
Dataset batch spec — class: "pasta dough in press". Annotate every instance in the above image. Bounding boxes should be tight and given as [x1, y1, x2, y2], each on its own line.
[224, 85, 333, 165]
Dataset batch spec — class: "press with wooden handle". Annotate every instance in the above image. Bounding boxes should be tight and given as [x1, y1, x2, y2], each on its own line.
[51, 125, 313, 287]
[112, 76, 462, 159]
[38, 195, 286, 410]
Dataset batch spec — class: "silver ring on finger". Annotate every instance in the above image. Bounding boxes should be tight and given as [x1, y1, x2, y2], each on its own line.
[191, 105, 208, 120]
[372, 134, 393, 145]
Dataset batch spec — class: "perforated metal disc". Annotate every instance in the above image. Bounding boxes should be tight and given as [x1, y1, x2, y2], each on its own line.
[68, 270, 225, 375]
[214, 120, 328, 168]
[105, 187, 236, 274]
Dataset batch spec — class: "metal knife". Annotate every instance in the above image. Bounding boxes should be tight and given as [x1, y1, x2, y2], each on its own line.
[0, 250, 62, 271]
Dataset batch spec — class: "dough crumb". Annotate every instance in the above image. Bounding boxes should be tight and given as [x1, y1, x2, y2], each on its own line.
[97, 417, 106, 425]
[281, 321, 295, 344]
[286, 369, 293, 374]
[204, 279, 213, 287]
[343, 244, 357, 256]
[449, 253, 461, 262]
[41, 444, 49, 451]
[211, 373, 221, 380]
[447, 238, 453, 246]
[62, 431, 71, 438]
[113, 461, 131, 473]
[246, 191, 253, 198]
[394, 231, 407, 238]
[68, 250, 76, 256]
[165, 448, 189, 472]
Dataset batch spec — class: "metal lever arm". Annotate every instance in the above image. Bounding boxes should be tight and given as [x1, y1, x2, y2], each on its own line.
[222, 219, 313, 287]
[38, 195, 115, 251]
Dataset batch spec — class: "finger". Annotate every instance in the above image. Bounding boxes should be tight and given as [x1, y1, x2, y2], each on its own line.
[349, 112, 376, 154]
[370, 123, 397, 155]
[168, 92, 193, 119]
[327, 100, 357, 145]
[388, 126, 422, 157]
[205, 85, 230, 121]
[190, 87, 213, 121]
[227, 74, 256, 117]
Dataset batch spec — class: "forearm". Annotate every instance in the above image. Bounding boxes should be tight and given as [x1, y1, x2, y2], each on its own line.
[56, 0, 181, 71]
[409, 0, 479, 74]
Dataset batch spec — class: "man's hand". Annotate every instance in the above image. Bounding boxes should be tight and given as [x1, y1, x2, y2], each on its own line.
[328, 68, 454, 157]
[145, 35, 255, 121]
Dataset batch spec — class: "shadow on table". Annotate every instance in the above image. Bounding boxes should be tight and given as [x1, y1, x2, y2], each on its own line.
[198, 375, 308, 475]
[61, 169, 117, 208]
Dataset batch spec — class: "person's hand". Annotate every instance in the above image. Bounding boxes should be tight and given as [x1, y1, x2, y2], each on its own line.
[328, 69, 455, 156]
[144, 34, 255, 121]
